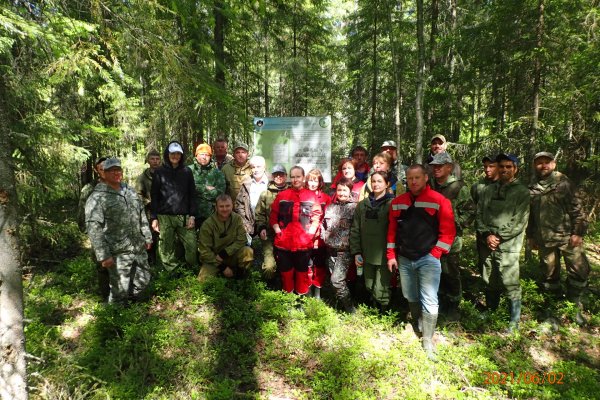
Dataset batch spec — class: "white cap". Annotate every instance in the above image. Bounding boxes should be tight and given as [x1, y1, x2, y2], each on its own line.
[168, 142, 184, 154]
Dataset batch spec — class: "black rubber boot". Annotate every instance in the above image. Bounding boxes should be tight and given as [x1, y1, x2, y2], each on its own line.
[340, 296, 356, 314]
[566, 287, 587, 326]
[446, 300, 460, 322]
[508, 299, 521, 333]
[312, 286, 321, 300]
[408, 302, 422, 338]
[485, 290, 501, 311]
[421, 312, 438, 361]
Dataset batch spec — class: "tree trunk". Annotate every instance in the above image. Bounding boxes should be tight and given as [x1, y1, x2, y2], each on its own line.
[214, 0, 226, 131]
[389, 0, 404, 166]
[415, 0, 426, 163]
[529, 0, 545, 172]
[370, 9, 379, 145]
[0, 73, 27, 399]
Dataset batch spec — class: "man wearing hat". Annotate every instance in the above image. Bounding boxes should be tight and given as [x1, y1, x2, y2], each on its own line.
[476, 153, 530, 332]
[254, 164, 289, 284]
[429, 152, 475, 320]
[136, 149, 161, 264]
[381, 140, 407, 193]
[150, 141, 198, 272]
[189, 143, 226, 228]
[527, 152, 589, 325]
[85, 158, 153, 304]
[222, 142, 252, 202]
[426, 134, 462, 179]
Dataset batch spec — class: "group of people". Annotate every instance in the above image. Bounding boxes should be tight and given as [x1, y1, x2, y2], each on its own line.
[81, 134, 591, 360]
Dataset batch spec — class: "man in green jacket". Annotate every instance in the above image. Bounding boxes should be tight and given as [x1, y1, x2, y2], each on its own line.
[135, 149, 161, 264]
[429, 152, 475, 320]
[476, 153, 530, 332]
[197, 194, 253, 281]
[189, 143, 226, 228]
[527, 152, 589, 325]
[85, 158, 153, 304]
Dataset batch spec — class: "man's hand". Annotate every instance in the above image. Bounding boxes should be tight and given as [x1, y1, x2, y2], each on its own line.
[151, 219, 160, 233]
[570, 234, 583, 248]
[216, 255, 224, 264]
[387, 258, 397, 273]
[259, 229, 267, 240]
[145, 243, 152, 250]
[187, 216, 195, 229]
[486, 234, 500, 251]
[101, 257, 115, 268]
[308, 226, 317, 236]
[223, 266, 234, 278]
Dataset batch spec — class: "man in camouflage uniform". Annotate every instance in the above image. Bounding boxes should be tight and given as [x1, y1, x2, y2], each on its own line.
[476, 153, 530, 332]
[188, 143, 226, 228]
[222, 142, 252, 202]
[135, 149, 161, 264]
[429, 152, 475, 320]
[85, 158, 153, 304]
[527, 152, 590, 325]
[197, 194, 253, 281]
[254, 164, 289, 283]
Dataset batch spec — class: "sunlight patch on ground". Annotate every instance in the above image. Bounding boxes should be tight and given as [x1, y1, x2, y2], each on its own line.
[60, 313, 94, 340]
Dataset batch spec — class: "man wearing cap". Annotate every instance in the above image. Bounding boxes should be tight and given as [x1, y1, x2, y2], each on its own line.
[381, 140, 407, 193]
[85, 158, 153, 304]
[150, 140, 198, 272]
[136, 149, 161, 264]
[235, 155, 269, 236]
[476, 153, 530, 332]
[189, 143, 226, 228]
[212, 137, 234, 170]
[426, 134, 461, 179]
[429, 152, 475, 320]
[254, 164, 289, 284]
[222, 142, 252, 202]
[527, 152, 589, 325]
[197, 194, 254, 281]
[78, 156, 111, 301]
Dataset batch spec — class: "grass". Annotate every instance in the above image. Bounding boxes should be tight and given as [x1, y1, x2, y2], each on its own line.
[23, 226, 600, 399]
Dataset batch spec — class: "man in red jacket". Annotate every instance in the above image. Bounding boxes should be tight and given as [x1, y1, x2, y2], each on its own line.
[387, 164, 456, 360]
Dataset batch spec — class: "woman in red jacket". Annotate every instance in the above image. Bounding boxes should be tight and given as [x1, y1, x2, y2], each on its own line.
[270, 166, 323, 295]
[305, 169, 331, 299]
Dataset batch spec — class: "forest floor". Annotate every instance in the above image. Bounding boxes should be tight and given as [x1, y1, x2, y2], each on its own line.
[22, 214, 600, 399]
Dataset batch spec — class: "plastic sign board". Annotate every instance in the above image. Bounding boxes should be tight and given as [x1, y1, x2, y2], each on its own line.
[252, 116, 332, 182]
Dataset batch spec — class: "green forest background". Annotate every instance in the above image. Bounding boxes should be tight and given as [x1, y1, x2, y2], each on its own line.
[1, 0, 599, 399]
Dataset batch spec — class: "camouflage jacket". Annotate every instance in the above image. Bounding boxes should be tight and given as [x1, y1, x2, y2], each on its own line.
[527, 171, 587, 246]
[321, 200, 357, 251]
[476, 179, 530, 253]
[85, 182, 152, 262]
[235, 175, 269, 235]
[254, 182, 289, 236]
[78, 181, 98, 231]
[431, 175, 475, 236]
[221, 160, 252, 202]
[135, 168, 154, 209]
[189, 159, 226, 220]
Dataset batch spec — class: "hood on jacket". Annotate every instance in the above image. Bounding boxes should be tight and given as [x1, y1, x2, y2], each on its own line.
[163, 140, 186, 169]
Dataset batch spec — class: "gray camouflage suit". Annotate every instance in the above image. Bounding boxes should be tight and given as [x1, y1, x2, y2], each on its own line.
[85, 182, 153, 303]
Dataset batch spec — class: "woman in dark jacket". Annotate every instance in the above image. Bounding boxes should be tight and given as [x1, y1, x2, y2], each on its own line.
[350, 171, 395, 310]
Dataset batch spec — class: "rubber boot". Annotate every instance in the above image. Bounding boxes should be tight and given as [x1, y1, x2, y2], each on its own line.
[507, 299, 521, 333]
[446, 300, 460, 322]
[312, 286, 321, 300]
[566, 287, 587, 326]
[485, 290, 501, 311]
[408, 302, 422, 338]
[421, 312, 438, 361]
[340, 296, 356, 314]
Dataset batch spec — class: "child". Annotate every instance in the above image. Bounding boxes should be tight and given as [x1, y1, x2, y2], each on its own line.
[321, 178, 358, 312]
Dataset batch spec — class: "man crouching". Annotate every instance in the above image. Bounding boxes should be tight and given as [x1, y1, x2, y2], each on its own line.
[197, 194, 254, 281]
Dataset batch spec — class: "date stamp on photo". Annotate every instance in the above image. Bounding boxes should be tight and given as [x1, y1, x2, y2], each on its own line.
[482, 371, 564, 385]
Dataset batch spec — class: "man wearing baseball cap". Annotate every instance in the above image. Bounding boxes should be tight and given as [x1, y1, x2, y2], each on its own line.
[222, 142, 252, 202]
[380, 140, 407, 193]
[85, 158, 153, 303]
[150, 140, 198, 273]
[425, 134, 462, 179]
[476, 153, 530, 332]
[527, 152, 589, 325]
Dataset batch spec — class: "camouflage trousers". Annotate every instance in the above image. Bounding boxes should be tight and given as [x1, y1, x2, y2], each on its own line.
[439, 236, 463, 303]
[261, 237, 277, 279]
[108, 251, 151, 304]
[363, 262, 392, 306]
[538, 242, 589, 294]
[329, 250, 352, 300]
[481, 249, 521, 301]
[157, 214, 198, 272]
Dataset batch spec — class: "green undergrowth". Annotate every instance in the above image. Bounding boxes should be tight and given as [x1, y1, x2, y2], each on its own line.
[24, 244, 600, 399]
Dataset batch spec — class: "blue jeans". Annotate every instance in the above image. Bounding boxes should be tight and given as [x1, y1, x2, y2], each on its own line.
[398, 254, 441, 315]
